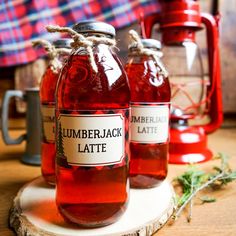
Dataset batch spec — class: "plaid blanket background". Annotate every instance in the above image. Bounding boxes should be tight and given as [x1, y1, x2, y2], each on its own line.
[0, 0, 160, 67]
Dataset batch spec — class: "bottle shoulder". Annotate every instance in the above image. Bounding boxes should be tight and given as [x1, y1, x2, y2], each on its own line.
[125, 60, 171, 103]
[56, 50, 130, 109]
[40, 67, 59, 102]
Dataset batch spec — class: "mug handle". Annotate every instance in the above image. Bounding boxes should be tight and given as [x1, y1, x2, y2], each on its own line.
[1, 90, 26, 144]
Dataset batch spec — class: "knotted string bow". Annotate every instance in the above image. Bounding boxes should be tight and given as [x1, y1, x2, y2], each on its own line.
[46, 25, 116, 73]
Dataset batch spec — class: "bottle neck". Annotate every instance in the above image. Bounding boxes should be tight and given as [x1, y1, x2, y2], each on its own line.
[71, 33, 116, 73]
[58, 53, 69, 63]
[128, 47, 162, 59]
[75, 43, 112, 55]
[127, 53, 153, 63]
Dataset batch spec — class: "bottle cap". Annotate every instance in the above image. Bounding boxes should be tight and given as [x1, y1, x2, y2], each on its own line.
[129, 38, 162, 51]
[141, 39, 161, 50]
[53, 38, 73, 49]
[72, 21, 116, 38]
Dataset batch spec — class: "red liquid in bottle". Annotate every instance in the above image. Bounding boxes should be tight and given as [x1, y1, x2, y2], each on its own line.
[56, 44, 130, 227]
[126, 55, 171, 188]
[40, 67, 58, 185]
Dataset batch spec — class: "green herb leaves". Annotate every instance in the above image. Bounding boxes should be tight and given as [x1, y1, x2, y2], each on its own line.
[172, 153, 236, 222]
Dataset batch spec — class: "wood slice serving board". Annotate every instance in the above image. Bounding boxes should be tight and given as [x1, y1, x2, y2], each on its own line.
[10, 177, 175, 236]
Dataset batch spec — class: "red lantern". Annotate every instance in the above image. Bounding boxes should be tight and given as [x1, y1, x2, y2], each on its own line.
[140, 0, 223, 164]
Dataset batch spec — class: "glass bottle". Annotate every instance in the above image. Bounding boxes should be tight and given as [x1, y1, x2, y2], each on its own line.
[40, 39, 71, 185]
[125, 39, 171, 188]
[55, 21, 130, 227]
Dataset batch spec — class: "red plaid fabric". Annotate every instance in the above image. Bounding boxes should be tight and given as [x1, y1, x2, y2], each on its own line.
[0, 0, 160, 67]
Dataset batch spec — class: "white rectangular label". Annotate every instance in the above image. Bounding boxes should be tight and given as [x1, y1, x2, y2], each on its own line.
[41, 105, 55, 143]
[57, 113, 125, 166]
[131, 104, 169, 143]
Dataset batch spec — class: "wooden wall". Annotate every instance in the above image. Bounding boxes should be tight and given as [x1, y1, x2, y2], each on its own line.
[116, 0, 236, 113]
[219, 0, 236, 113]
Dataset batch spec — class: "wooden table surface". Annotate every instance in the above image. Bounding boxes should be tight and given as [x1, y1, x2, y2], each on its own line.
[0, 127, 236, 236]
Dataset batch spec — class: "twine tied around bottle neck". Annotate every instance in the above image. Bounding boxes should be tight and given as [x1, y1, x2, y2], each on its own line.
[129, 30, 168, 77]
[32, 39, 70, 74]
[46, 25, 116, 73]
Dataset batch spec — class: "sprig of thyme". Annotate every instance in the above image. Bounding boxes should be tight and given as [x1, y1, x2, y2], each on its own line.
[172, 153, 236, 222]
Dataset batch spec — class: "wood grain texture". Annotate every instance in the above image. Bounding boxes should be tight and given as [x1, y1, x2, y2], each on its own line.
[14, 59, 47, 113]
[219, 0, 236, 113]
[9, 178, 174, 236]
[156, 123, 236, 236]
[1, 125, 236, 236]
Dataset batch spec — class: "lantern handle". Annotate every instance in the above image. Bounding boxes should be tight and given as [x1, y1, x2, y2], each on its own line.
[140, 13, 161, 39]
[200, 13, 223, 134]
